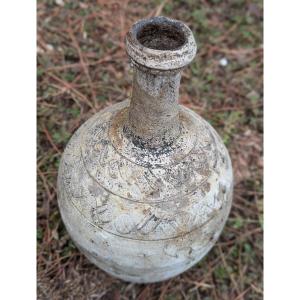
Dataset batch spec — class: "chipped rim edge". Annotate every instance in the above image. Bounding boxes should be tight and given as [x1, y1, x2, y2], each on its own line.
[125, 16, 197, 71]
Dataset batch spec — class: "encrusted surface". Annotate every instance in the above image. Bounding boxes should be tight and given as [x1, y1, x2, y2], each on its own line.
[58, 100, 233, 282]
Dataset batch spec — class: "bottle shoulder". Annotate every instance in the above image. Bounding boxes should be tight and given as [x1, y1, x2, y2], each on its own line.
[58, 100, 233, 241]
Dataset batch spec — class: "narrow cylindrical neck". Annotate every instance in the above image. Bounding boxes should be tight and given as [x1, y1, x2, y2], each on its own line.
[125, 66, 182, 148]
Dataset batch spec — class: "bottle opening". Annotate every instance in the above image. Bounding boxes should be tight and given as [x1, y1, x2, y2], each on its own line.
[136, 22, 186, 51]
[126, 16, 196, 70]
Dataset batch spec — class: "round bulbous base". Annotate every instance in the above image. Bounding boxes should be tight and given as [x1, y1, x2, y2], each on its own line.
[57, 100, 233, 283]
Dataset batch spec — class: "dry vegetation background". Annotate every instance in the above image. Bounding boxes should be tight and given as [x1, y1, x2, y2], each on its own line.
[37, 0, 263, 299]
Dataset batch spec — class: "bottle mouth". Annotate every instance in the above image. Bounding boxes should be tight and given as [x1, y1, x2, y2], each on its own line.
[136, 20, 186, 50]
[126, 16, 197, 71]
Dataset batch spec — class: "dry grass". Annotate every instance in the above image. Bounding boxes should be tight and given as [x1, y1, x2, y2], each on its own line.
[37, 0, 263, 299]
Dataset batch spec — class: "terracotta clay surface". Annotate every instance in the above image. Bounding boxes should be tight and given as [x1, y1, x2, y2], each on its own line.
[58, 16, 233, 283]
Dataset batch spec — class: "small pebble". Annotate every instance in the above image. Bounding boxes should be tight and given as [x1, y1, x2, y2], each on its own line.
[219, 57, 228, 67]
[46, 44, 54, 51]
[55, 0, 65, 6]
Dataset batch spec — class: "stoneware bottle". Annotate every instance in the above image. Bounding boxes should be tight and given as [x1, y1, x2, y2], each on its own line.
[58, 16, 233, 283]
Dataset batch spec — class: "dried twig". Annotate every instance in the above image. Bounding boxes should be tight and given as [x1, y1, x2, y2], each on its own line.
[67, 25, 98, 108]
[42, 124, 61, 154]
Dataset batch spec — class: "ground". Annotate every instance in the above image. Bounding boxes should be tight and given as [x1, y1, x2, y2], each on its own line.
[37, 0, 263, 299]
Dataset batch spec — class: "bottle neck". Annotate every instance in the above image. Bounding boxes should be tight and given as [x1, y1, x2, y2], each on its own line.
[125, 65, 182, 149]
